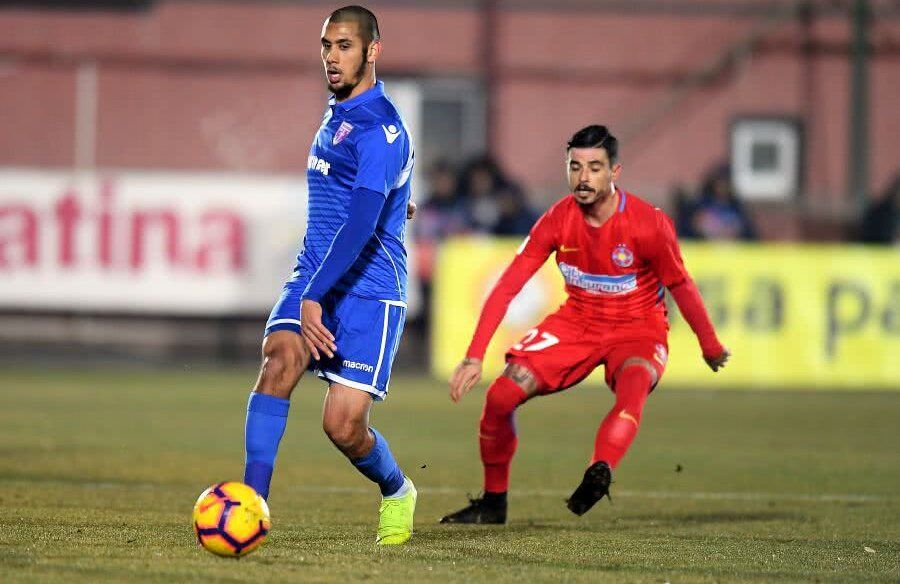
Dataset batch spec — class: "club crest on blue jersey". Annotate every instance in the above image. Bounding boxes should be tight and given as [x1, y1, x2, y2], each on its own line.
[333, 121, 354, 145]
[612, 244, 634, 268]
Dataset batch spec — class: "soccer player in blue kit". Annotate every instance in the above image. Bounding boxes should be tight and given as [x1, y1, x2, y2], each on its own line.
[242, 6, 417, 546]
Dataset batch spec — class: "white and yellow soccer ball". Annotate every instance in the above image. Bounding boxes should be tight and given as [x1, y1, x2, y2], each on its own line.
[192, 482, 270, 557]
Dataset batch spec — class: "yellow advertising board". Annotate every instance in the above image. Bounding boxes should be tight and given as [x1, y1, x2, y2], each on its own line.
[432, 238, 899, 390]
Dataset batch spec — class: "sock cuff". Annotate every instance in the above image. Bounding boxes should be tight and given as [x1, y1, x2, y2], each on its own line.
[247, 392, 291, 417]
[353, 427, 383, 464]
[485, 376, 528, 414]
[494, 375, 526, 394]
[383, 476, 410, 499]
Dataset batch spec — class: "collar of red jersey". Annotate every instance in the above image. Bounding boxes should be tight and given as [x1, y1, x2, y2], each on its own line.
[617, 188, 627, 213]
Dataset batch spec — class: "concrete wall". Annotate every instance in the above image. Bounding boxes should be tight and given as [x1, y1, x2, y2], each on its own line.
[1, 1, 897, 210]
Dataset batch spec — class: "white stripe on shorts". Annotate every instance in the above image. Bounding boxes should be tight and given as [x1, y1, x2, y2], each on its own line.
[267, 318, 301, 327]
[380, 299, 407, 307]
[372, 302, 391, 386]
[318, 371, 386, 400]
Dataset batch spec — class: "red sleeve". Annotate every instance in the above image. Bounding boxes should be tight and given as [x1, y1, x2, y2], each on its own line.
[646, 209, 690, 288]
[465, 211, 557, 360]
[669, 279, 725, 358]
[646, 209, 724, 357]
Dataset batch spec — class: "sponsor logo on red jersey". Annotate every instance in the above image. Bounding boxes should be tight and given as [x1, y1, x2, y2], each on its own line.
[558, 262, 637, 295]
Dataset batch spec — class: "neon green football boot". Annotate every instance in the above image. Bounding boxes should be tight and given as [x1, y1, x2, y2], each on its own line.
[376, 477, 416, 546]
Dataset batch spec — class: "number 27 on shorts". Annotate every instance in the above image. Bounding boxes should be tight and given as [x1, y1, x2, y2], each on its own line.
[512, 328, 560, 352]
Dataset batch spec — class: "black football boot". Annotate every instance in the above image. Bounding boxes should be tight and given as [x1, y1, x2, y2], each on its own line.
[565, 461, 612, 516]
[439, 492, 507, 524]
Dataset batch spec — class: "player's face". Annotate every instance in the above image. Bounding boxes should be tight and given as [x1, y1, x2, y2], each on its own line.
[321, 20, 379, 101]
[566, 147, 622, 205]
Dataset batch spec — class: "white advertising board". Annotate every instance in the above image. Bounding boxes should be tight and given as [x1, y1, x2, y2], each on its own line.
[0, 169, 308, 315]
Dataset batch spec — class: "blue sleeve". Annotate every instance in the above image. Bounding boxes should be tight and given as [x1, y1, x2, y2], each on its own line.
[302, 187, 386, 302]
[352, 124, 407, 196]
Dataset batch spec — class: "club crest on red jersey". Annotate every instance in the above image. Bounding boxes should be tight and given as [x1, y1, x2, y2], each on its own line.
[333, 121, 354, 145]
[611, 244, 634, 268]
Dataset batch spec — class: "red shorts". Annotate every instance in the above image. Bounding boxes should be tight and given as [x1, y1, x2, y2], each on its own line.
[505, 306, 669, 393]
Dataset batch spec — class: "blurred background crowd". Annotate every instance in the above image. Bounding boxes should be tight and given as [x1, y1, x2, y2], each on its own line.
[412, 156, 897, 313]
[413, 154, 897, 255]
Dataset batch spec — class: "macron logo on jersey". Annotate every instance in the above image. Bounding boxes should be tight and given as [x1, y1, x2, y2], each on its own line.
[382, 124, 401, 144]
[308, 155, 331, 176]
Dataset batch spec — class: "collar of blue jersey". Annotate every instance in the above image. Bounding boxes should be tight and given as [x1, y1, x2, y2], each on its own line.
[328, 80, 385, 113]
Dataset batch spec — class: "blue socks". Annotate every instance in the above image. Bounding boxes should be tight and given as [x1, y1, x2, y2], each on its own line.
[243, 392, 290, 500]
[243, 393, 403, 500]
[351, 427, 406, 497]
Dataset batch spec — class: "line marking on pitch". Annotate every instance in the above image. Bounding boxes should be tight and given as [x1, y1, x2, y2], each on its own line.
[290, 485, 896, 504]
[2, 478, 895, 504]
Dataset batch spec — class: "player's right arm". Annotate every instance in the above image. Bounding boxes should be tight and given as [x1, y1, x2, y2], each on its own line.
[449, 211, 557, 402]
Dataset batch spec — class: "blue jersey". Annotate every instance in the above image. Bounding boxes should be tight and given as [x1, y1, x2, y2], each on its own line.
[298, 80, 414, 302]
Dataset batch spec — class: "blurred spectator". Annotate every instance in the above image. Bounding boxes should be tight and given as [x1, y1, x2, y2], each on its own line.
[859, 174, 898, 244]
[413, 160, 469, 285]
[671, 184, 698, 238]
[456, 155, 536, 235]
[492, 185, 539, 236]
[457, 155, 503, 233]
[687, 164, 758, 240]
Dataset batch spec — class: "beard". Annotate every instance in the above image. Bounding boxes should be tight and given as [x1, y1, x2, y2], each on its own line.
[327, 48, 370, 100]
[572, 182, 614, 207]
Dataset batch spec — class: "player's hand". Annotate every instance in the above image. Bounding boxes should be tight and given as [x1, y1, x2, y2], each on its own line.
[406, 200, 417, 220]
[300, 299, 336, 360]
[449, 357, 483, 403]
[704, 348, 731, 372]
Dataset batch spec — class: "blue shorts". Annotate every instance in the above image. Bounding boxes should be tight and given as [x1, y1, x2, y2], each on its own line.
[265, 280, 407, 400]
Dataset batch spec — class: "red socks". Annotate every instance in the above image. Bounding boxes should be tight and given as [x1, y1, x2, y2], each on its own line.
[479, 365, 651, 492]
[479, 376, 528, 493]
[592, 365, 653, 469]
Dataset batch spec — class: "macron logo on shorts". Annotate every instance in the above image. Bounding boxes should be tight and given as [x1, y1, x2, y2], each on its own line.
[343, 359, 374, 373]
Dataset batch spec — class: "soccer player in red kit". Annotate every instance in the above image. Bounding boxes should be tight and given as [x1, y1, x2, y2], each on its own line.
[440, 125, 730, 524]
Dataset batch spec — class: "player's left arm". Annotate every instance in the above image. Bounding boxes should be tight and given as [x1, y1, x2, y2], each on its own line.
[647, 209, 730, 372]
[300, 124, 409, 359]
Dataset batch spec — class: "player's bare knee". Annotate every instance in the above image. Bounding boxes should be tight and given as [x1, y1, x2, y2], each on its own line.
[615, 357, 658, 387]
[323, 418, 368, 456]
[501, 362, 542, 397]
[256, 335, 306, 397]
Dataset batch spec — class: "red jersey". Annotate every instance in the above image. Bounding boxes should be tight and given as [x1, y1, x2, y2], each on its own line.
[521, 190, 688, 324]
[466, 189, 722, 361]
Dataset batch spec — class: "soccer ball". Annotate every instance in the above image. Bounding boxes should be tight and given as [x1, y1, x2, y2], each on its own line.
[192, 482, 270, 557]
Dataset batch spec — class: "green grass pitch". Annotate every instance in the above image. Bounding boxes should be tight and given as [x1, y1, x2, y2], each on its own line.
[1, 366, 898, 582]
